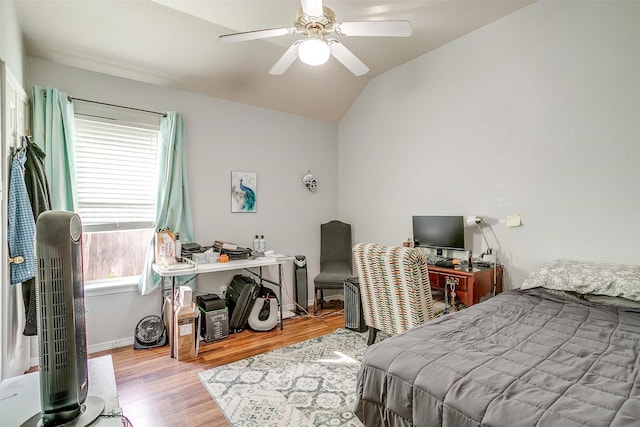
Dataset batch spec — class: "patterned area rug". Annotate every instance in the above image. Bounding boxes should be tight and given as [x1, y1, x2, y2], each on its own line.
[198, 328, 369, 426]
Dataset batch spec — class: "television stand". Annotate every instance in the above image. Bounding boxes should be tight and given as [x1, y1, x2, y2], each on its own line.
[428, 264, 503, 307]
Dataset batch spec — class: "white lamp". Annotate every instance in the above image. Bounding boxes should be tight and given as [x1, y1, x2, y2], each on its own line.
[298, 38, 330, 66]
[465, 215, 492, 254]
[466, 215, 498, 295]
[465, 216, 482, 226]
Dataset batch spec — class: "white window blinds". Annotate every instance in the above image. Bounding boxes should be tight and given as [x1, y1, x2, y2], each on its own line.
[74, 117, 160, 232]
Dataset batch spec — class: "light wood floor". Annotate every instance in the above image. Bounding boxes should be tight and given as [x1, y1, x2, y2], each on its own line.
[91, 310, 347, 427]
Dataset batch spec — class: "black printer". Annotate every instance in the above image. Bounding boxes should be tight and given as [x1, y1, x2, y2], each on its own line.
[196, 294, 226, 312]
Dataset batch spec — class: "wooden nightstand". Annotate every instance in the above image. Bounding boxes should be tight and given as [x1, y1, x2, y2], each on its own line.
[428, 264, 503, 307]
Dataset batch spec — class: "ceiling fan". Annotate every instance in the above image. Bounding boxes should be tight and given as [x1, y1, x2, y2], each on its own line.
[218, 0, 413, 76]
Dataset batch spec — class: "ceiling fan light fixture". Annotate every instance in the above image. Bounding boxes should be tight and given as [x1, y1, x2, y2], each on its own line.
[298, 38, 330, 66]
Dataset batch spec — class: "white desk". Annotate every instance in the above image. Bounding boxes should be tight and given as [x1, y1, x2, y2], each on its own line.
[153, 256, 292, 358]
[0, 356, 121, 426]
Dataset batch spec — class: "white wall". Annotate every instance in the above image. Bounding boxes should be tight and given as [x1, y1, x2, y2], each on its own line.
[27, 58, 339, 351]
[339, 0, 640, 288]
[0, 0, 25, 84]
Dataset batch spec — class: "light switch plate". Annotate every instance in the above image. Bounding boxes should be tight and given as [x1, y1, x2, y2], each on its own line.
[506, 214, 522, 227]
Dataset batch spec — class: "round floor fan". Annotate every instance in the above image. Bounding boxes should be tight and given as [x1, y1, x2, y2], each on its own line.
[134, 315, 167, 349]
[218, 0, 413, 76]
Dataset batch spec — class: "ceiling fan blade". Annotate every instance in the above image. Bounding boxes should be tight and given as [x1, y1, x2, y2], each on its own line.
[269, 41, 301, 75]
[335, 21, 413, 37]
[300, 0, 323, 18]
[219, 27, 293, 44]
[329, 41, 369, 76]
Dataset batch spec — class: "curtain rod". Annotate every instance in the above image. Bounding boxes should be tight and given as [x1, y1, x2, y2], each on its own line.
[69, 96, 167, 117]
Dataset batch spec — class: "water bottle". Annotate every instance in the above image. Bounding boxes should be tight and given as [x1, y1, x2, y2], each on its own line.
[259, 235, 265, 252]
[253, 235, 260, 252]
[175, 233, 182, 262]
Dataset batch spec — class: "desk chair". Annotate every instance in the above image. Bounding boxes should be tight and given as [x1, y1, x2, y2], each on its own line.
[313, 220, 352, 315]
[353, 243, 443, 344]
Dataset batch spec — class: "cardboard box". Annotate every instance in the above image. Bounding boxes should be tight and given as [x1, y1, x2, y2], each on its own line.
[174, 302, 198, 361]
[155, 230, 176, 262]
[178, 285, 192, 307]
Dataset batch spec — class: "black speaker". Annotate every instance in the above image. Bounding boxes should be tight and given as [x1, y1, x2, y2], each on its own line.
[294, 255, 308, 314]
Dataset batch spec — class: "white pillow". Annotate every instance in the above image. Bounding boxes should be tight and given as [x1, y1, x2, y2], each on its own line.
[521, 260, 640, 302]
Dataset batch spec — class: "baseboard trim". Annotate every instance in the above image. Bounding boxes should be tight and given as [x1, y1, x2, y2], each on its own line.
[281, 303, 296, 319]
[88, 337, 134, 354]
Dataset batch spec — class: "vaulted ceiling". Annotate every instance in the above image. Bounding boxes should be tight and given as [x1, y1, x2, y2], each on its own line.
[16, 0, 534, 122]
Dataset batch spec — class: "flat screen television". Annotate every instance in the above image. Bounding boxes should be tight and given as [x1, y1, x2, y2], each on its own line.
[412, 215, 465, 252]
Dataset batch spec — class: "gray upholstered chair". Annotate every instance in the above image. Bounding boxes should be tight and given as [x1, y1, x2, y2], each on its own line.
[353, 243, 444, 344]
[313, 220, 352, 315]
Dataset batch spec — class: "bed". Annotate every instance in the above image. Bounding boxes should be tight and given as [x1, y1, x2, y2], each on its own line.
[354, 261, 640, 426]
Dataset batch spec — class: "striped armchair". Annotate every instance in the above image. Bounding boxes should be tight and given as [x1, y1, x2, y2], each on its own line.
[353, 243, 442, 345]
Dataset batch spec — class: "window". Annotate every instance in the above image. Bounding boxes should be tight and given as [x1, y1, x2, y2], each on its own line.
[73, 106, 160, 283]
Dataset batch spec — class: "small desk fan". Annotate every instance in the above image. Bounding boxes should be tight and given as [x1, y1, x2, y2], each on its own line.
[134, 315, 167, 349]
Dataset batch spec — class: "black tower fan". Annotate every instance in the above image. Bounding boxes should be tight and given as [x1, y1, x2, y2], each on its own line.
[294, 255, 308, 314]
[24, 211, 104, 426]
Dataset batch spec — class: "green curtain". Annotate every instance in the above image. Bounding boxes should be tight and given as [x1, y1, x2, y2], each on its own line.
[30, 86, 76, 211]
[138, 112, 195, 295]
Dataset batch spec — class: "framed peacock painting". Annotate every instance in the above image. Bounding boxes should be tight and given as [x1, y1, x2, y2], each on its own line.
[231, 171, 257, 213]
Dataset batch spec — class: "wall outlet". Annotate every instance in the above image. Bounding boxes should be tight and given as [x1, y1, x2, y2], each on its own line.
[506, 214, 522, 227]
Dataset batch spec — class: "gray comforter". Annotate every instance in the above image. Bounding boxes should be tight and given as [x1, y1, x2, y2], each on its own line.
[355, 289, 640, 426]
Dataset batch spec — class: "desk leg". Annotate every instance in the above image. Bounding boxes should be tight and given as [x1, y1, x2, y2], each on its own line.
[170, 276, 175, 358]
[278, 264, 283, 330]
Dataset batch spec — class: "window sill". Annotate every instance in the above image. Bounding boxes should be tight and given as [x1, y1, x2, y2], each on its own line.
[84, 276, 139, 297]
